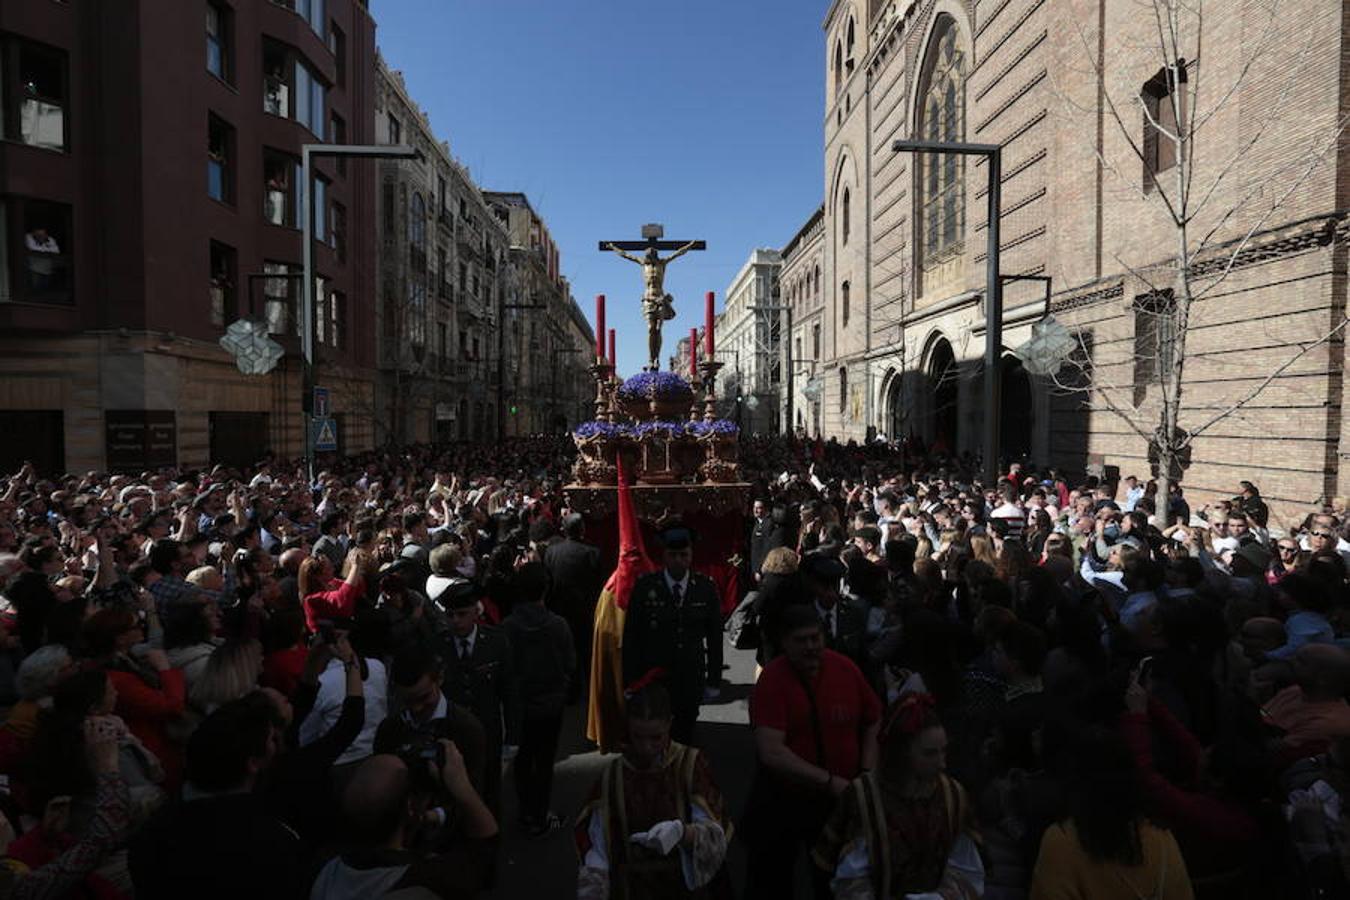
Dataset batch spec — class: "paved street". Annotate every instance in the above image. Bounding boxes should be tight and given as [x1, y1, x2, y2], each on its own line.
[496, 637, 759, 899]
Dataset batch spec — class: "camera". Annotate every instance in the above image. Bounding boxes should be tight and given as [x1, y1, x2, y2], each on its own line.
[395, 736, 446, 791]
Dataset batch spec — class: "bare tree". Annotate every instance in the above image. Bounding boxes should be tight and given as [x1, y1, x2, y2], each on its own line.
[1046, 0, 1349, 515]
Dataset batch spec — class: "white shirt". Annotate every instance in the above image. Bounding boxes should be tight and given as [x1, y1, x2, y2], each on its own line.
[815, 601, 837, 638]
[453, 626, 479, 660]
[664, 571, 690, 603]
[298, 657, 388, 766]
[401, 690, 448, 728]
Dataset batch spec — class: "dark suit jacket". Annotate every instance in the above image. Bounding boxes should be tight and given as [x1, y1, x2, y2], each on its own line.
[543, 538, 603, 620]
[622, 570, 723, 706]
[373, 699, 488, 797]
[438, 624, 521, 749]
[823, 596, 872, 674]
[749, 517, 785, 577]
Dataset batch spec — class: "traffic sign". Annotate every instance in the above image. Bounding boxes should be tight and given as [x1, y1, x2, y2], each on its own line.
[313, 387, 330, 418]
[312, 416, 338, 452]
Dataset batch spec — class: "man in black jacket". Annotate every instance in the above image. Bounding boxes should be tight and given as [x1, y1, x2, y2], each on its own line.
[438, 581, 520, 817]
[749, 498, 785, 583]
[622, 525, 723, 744]
[130, 695, 306, 900]
[542, 512, 601, 702]
[373, 641, 487, 839]
[310, 746, 498, 900]
[501, 561, 574, 835]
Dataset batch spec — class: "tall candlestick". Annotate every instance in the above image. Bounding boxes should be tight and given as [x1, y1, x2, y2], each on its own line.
[689, 328, 699, 378]
[607, 329, 616, 368]
[594, 294, 606, 361]
[704, 291, 715, 359]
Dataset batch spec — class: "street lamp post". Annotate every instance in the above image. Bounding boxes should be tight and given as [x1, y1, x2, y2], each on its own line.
[892, 139, 1002, 485]
[301, 142, 418, 482]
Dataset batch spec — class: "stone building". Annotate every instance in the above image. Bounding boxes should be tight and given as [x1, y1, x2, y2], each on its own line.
[484, 192, 594, 434]
[0, 0, 378, 473]
[818, 0, 1350, 519]
[718, 249, 783, 434]
[374, 58, 509, 444]
[780, 205, 826, 436]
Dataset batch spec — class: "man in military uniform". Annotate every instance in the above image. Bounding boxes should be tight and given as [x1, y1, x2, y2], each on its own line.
[623, 526, 724, 744]
[802, 553, 871, 677]
[439, 581, 521, 817]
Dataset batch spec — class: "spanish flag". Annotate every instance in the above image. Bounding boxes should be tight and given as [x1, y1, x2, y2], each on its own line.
[585, 457, 655, 752]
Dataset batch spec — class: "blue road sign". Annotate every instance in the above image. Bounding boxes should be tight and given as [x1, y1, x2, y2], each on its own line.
[313, 387, 330, 418]
[313, 416, 338, 452]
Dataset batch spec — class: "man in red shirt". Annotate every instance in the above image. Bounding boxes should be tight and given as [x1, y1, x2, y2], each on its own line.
[744, 600, 881, 898]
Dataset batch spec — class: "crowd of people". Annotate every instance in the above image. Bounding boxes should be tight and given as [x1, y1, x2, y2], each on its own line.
[0, 433, 1347, 899]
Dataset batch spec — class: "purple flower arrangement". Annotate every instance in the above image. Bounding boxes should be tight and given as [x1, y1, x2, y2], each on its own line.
[573, 420, 632, 440]
[617, 371, 694, 402]
[686, 419, 739, 437]
[633, 420, 685, 439]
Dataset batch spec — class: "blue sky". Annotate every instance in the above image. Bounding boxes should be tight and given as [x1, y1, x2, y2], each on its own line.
[370, 0, 826, 376]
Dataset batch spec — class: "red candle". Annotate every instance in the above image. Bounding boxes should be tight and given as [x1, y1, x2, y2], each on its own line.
[595, 294, 605, 361]
[704, 291, 715, 358]
[607, 329, 616, 368]
[689, 328, 699, 377]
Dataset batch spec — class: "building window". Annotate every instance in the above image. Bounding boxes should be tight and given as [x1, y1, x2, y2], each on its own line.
[437, 176, 448, 219]
[437, 246, 448, 298]
[295, 62, 324, 135]
[841, 188, 850, 245]
[314, 274, 328, 346]
[263, 149, 299, 227]
[331, 201, 346, 260]
[209, 241, 236, 328]
[915, 15, 967, 277]
[387, 113, 401, 145]
[1142, 61, 1188, 191]
[408, 276, 426, 349]
[0, 198, 73, 304]
[409, 192, 426, 253]
[329, 113, 346, 175]
[313, 175, 328, 242]
[298, 0, 325, 37]
[839, 367, 848, 413]
[1, 37, 68, 152]
[813, 264, 821, 301]
[382, 181, 395, 236]
[262, 41, 290, 118]
[458, 261, 467, 292]
[262, 261, 296, 334]
[331, 291, 345, 349]
[813, 323, 821, 359]
[841, 280, 850, 326]
[845, 18, 855, 67]
[1133, 289, 1177, 402]
[206, 2, 233, 83]
[833, 40, 843, 97]
[328, 23, 345, 86]
[438, 322, 448, 371]
[207, 114, 234, 204]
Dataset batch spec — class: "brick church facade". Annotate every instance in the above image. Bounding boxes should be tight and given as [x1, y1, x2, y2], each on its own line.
[794, 0, 1350, 522]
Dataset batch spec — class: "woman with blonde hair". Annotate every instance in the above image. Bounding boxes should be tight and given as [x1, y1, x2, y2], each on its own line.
[189, 639, 263, 717]
[970, 534, 998, 567]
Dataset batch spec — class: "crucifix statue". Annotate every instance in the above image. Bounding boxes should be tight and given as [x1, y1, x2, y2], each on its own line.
[599, 224, 706, 370]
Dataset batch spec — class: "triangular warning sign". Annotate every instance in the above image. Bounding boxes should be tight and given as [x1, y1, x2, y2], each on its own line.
[316, 420, 337, 448]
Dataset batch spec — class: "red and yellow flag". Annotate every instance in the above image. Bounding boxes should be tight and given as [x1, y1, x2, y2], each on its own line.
[585, 457, 655, 752]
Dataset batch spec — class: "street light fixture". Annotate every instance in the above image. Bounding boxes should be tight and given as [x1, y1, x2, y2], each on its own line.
[892, 139, 1002, 484]
[301, 142, 419, 481]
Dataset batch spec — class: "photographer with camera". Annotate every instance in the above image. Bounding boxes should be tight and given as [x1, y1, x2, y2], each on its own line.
[374, 642, 486, 843]
[310, 739, 497, 900]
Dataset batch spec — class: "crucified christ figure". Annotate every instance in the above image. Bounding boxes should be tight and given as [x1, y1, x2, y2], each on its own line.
[603, 240, 699, 369]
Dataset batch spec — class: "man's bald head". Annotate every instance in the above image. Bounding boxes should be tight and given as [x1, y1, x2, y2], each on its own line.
[1294, 644, 1350, 701]
[342, 754, 413, 846]
[278, 547, 305, 576]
